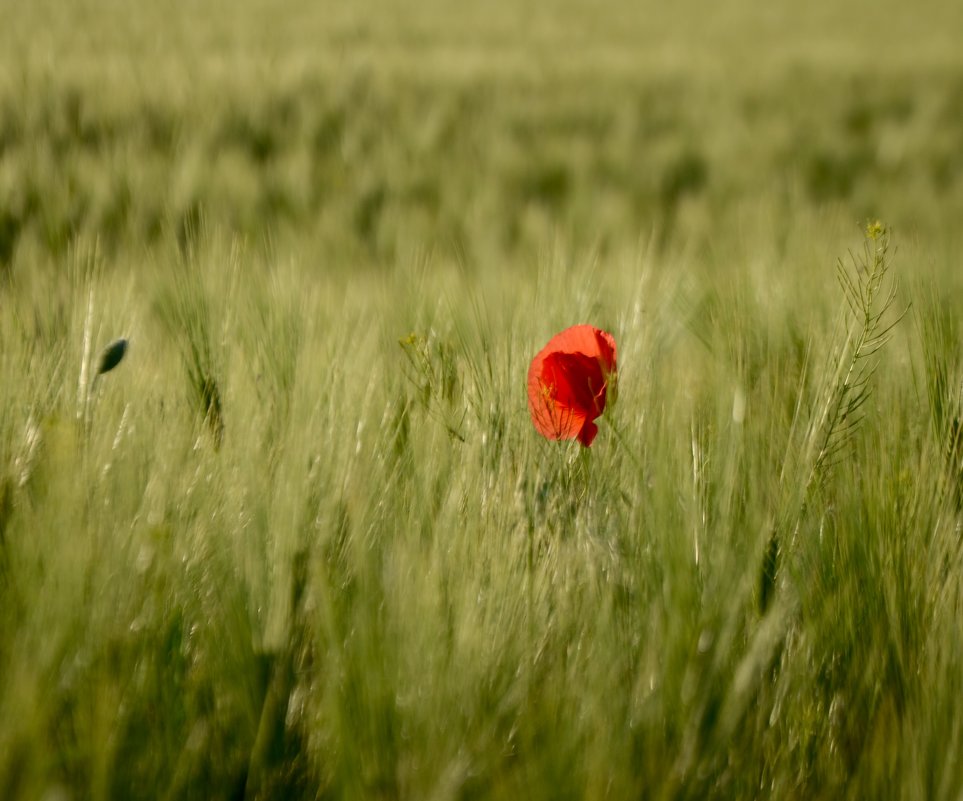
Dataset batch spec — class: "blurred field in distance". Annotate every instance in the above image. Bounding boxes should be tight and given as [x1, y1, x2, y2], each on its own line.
[1, 2, 963, 799]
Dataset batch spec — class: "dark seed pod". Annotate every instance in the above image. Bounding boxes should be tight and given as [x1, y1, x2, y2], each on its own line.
[97, 338, 128, 375]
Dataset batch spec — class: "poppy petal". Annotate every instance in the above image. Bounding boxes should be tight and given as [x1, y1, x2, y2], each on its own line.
[543, 325, 617, 377]
[528, 363, 586, 440]
[527, 324, 618, 447]
[544, 352, 606, 416]
[577, 419, 599, 447]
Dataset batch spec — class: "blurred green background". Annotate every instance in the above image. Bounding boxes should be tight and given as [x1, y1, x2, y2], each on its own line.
[3, 3, 963, 800]
[3, 0, 963, 272]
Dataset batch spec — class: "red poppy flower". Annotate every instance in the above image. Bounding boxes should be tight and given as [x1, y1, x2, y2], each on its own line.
[527, 325, 617, 447]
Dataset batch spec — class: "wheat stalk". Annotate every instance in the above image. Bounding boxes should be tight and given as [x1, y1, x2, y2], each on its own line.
[762, 224, 907, 611]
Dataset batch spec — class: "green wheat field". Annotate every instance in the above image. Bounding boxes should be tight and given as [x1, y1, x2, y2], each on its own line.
[2, 1, 963, 798]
